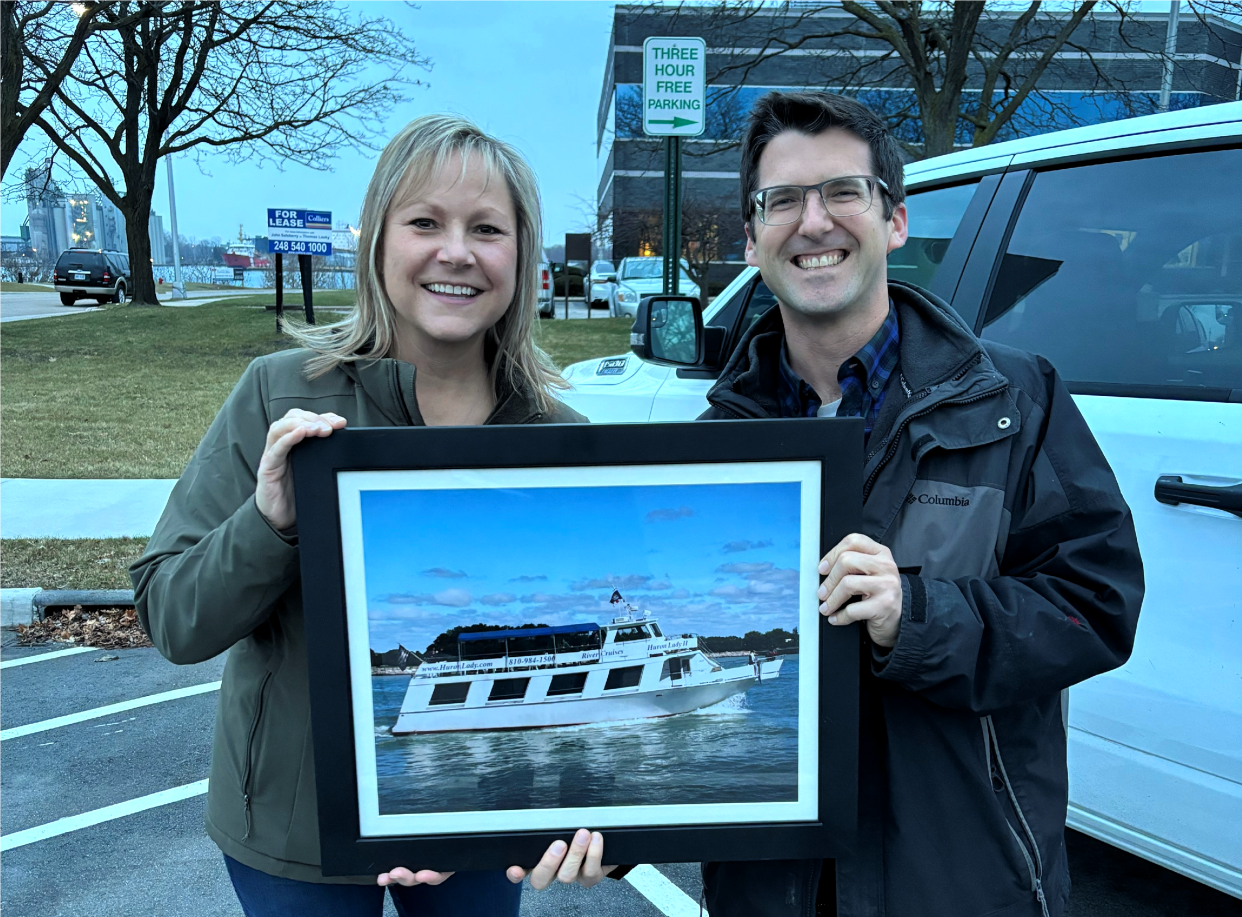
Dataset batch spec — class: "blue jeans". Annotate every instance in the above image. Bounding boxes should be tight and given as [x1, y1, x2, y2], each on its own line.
[224, 855, 521, 917]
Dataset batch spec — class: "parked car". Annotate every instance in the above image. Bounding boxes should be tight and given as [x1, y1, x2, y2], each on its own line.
[559, 103, 1242, 898]
[550, 261, 586, 297]
[586, 260, 617, 310]
[536, 261, 555, 318]
[53, 248, 131, 305]
[611, 256, 699, 318]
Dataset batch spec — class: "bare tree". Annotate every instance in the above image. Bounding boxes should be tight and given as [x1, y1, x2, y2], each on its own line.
[679, 194, 736, 298]
[640, 1, 1233, 159]
[21, 1, 429, 303]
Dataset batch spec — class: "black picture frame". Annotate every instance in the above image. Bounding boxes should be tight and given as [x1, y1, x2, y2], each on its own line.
[293, 418, 862, 876]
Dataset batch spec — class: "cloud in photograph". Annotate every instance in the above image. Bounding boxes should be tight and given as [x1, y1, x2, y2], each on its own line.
[379, 593, 432, 605]
[723, 539, 774, 553]
[717, 561, 775, 576]
[480, 593, 517, 606]
[510, 574, 547, 583]
[423, 567, 466, 579]
[570, 573, 652, 592]
[431, 588, 472, 607]
[646, 506, 694, 523]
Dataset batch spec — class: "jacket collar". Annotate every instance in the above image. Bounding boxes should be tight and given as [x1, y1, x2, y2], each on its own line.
[707, 281, 1014, 445]
[340, 356, 544, 427]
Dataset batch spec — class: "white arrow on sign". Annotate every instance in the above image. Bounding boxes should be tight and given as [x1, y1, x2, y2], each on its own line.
[642, 37, 706, 138]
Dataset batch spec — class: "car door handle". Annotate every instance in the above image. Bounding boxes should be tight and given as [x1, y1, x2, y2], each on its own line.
[1154, 475, 1242, 518]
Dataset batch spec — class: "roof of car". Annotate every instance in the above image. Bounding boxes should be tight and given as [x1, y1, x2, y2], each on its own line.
[906, 101, 1242, 188]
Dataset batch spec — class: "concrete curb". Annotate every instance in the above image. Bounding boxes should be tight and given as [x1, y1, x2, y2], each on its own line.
[1, 588, 41, 629]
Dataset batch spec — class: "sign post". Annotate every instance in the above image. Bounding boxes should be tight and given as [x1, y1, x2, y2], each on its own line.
[268, 208, 332, 327]
[565, 233, 592, 319]
[643, 37, 705, 296]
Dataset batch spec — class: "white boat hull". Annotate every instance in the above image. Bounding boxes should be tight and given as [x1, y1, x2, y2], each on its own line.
[392, 658, 783, 734]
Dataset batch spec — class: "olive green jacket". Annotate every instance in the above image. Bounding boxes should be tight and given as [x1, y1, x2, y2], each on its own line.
[131, 348, 585, 883]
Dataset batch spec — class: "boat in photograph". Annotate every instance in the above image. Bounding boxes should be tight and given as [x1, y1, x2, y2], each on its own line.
[391, 596, 784, 734]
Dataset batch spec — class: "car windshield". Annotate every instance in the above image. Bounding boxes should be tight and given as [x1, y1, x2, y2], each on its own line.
[622, 260, 694, 285]
[593, 262, 615, 273]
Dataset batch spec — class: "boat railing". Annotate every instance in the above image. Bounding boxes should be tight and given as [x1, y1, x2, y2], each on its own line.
[695, 637, 725, 671]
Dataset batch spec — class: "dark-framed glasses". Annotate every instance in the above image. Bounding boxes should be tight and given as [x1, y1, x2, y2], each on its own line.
[751, 175, 890, 226]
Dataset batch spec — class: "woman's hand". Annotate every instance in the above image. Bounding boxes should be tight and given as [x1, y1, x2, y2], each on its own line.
[507, 829, 615, 890]
[377, 868, 454, 887]
[254, 409, 347, 531]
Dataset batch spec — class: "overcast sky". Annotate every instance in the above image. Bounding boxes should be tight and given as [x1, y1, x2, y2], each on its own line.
[361, 481, 804, 654]
[1, 1, 617, 248]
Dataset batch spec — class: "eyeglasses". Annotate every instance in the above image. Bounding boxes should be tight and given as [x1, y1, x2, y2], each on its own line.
[750, 175, 890, 226]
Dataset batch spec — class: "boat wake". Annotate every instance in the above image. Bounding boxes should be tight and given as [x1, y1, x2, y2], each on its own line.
[692, 692, 750, 716]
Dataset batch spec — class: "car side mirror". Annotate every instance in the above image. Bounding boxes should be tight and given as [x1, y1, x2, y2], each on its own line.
[604, 274, 617, 284]
[631, 295, 703, 366]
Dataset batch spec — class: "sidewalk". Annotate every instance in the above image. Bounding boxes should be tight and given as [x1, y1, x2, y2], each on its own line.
[0, 479, 176, 538]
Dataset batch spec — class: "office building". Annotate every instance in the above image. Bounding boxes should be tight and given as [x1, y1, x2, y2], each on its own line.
[596, 4, 1242, 289]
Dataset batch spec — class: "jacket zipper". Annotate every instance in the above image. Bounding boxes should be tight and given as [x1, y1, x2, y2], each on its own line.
[863, 381, 1004, 499]
[985, 716, 1050, 917]
[241, 671, 274, 841]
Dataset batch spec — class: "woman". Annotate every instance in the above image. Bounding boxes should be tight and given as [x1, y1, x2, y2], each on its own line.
[131, 115, 613, 916]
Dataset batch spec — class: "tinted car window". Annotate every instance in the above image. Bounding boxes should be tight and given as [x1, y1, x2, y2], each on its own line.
[56, 251, 103, 270]
[981, 150, 1242, 396]
[888, 182, 978, 290]
[740, 281, 777, 334]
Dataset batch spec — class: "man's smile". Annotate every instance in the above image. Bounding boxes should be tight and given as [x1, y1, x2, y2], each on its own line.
[793, 250, 848, 270]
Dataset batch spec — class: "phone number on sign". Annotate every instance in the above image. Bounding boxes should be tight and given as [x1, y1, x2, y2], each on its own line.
[269, 240, 332, 254]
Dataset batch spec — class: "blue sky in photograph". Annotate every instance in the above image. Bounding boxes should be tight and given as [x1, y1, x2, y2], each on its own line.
[1, 2, 616, 247]
[361, 482, 804, 653]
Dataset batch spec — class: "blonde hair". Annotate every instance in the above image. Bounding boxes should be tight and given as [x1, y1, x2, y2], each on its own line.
[286, 114, 567, 412]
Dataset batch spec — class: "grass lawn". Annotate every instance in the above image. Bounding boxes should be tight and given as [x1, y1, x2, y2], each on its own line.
[0, 301, 633, 479]
[1, 538, 147, 590]
[1, 282, 54, 292]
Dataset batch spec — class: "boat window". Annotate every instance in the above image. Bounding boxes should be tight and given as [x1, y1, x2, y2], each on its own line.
[547, 672, 589, 696]
[488, 678, 530, 702]
[614, 626, 649, 642]
[554, 630, 601, 651]
[660, 658, 685, 680]
[604, 666, 644, 690]
[650, 623, 663, 638]
[429, 682, 470, 706]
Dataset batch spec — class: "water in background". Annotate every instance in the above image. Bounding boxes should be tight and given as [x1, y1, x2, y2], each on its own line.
[371, 656, 800, 815]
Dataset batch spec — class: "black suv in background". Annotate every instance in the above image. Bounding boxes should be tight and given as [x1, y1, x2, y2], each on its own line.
[53, 249, 131, 305]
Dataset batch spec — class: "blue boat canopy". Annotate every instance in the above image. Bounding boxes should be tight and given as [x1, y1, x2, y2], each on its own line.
[458, 623, 601, 642]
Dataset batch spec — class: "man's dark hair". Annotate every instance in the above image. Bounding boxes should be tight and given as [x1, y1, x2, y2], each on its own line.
[740, 91, 906, 228]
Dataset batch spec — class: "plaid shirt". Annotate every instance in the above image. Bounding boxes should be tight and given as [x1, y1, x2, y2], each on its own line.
[777, 300, 901, 441]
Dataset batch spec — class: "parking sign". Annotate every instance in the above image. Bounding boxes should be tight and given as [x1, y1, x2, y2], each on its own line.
[643, 37, 706, 137]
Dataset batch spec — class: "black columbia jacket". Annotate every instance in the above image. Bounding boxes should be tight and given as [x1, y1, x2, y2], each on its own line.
[699, 282, 1144, 917]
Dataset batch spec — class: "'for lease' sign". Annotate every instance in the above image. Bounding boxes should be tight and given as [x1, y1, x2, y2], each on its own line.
[642, 37, 706, 137]
[267, 208, 334, 255]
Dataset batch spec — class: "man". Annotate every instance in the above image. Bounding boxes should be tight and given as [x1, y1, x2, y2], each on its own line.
[699, 92, 1144, 917]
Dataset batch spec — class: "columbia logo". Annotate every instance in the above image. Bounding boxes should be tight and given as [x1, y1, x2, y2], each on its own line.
[906, 493, 971, 507]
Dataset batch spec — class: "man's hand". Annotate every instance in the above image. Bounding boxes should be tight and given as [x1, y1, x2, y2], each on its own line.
[507, 829, 615, 890]
[818, 533, 904, 648]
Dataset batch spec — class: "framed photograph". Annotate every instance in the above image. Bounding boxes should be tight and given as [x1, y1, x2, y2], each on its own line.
[294, 419, 862, 876]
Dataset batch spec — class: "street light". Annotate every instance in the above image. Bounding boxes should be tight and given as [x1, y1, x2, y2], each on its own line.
[164, 133, 185, 300]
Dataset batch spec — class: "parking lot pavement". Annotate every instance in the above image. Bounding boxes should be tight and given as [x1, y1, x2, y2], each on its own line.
[0, 643, 691, 917]
[4, 640, 1238, 916]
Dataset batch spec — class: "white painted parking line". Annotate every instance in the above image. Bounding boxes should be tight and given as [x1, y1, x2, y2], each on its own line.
[0, 779, 208, 851]
[1, 681, 221, 741]
[0, 647, 97, 669]
[625, 864, 704, 916]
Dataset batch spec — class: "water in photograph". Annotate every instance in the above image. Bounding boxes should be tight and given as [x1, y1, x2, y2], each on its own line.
[371, 657, 800, 815]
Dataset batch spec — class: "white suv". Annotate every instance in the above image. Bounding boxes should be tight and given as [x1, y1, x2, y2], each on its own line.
[560, 103, 1242, 898]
